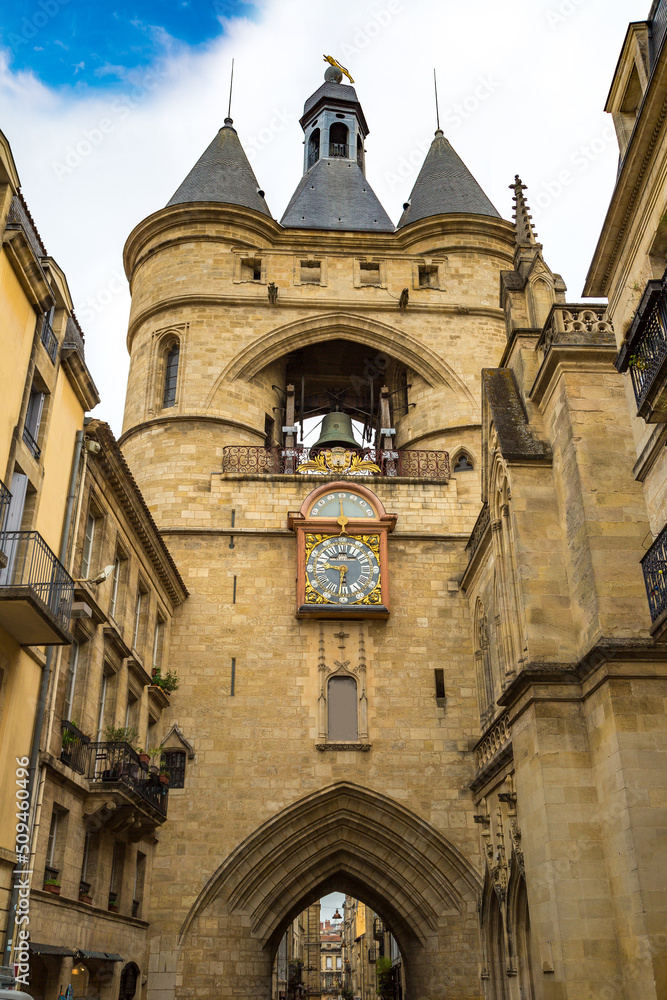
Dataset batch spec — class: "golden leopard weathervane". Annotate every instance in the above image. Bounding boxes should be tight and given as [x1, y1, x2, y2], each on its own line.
[323, 55, 354, 84]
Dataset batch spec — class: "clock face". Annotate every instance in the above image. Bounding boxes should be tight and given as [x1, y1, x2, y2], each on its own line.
[305, 534, 381, 605]
[308, 490, 376, 520]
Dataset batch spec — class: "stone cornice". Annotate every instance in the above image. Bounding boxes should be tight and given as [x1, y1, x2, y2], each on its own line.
[123, 202, 515, 279]
[87, 419, 188, 606]
[584, 42, 667, 296]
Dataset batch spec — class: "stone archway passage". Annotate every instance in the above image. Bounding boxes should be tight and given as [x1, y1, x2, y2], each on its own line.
[177, 782, 483, 1000]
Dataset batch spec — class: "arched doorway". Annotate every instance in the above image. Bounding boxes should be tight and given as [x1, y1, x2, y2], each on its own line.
[175, 783, 482, 1000]
[119, 963, 139, 1000]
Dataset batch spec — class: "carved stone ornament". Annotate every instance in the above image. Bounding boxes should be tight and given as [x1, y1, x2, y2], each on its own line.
[296, 448, 381, 476]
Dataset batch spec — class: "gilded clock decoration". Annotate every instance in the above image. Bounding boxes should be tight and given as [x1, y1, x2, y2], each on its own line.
[304, 533, 381, 606]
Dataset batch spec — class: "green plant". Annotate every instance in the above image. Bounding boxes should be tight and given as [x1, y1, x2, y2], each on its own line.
[103, 724, 139, 745]
[629, 353, 648, 371]
[147, 747, 162, 759]
[376, 956, 392, 999]
[44, 877, 61, 887]
[62, 721, 80, 749]
[151, 666, 180, 693]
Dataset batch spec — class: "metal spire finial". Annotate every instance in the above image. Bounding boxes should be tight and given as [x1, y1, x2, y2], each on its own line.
[227, 58, 234, 122]
[510, 174, 539, 247]
[434, 69, 441, 133]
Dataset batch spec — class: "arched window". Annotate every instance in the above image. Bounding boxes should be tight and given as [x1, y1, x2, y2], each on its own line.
[356, 133, 364, 168]
[327, 675, 358, 741]
[119, 963, 139, 1000]
[329, 123, 349, 158]
[453, 452, 474, 472]
[163, 342, 179, 408]
[308, 128, 320, 168]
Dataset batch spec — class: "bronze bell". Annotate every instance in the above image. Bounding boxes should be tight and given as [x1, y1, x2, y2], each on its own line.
[310, 410, 359, 452]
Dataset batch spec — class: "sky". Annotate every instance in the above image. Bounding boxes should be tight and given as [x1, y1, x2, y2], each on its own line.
[0, 0, 651, 434]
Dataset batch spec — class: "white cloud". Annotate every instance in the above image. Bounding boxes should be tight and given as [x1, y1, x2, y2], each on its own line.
[0, 0, 649, 433]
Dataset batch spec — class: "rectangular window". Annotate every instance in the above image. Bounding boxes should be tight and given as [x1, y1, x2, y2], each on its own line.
[23, 387, 45, 458]
[133, 851, 146, 917]
[359, 261, 381, 285]
[300, 260, 321, 284]
[110, 840, 125, 903]
[162, 750, 186, 788]
[96, 669, 111, 742]
[336, 957, 342, 970]
[125, 689, 139, 732]
[81, 830, 92, 881]
[47, 809, 59, 867]
[326, 957, 332, 970]
[418, 264, 439, 287]
[81, 512, 96, 578]
[132, 588, 146, 650]
[152, 618, 165, 671]
[434, 668, 446, 701]
[109, 554, 122, 619]
[240, 257, 262, 281]
[63, 641, 79, 722]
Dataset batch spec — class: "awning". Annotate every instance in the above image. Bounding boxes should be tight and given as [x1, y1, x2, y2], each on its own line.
[29, 944, 76, 957]
[75, 951, 123, 962]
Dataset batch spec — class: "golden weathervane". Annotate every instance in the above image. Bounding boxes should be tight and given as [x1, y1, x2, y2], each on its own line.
[323, 54, 355, 84]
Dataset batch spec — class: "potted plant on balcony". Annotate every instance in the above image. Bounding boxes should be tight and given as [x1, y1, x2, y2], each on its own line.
[158, 766, 170, 787]
[78, 880, 92, 904]
[147, 747, 162, 775]
[150, 667, 180, 694]
[43, 876, 61, 895]
[136, 747, 150, 766]
[108, 891, 119, 913]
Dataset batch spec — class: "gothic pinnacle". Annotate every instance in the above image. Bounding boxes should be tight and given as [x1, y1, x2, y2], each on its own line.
[510, 174, 539, 247]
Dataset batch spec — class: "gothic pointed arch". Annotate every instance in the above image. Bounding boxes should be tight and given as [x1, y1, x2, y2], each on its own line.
[207, 312, 474, 406]
[178, 781, 481, 955]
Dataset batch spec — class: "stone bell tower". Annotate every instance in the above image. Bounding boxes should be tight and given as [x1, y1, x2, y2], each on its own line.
[119, 63, 524, 1000]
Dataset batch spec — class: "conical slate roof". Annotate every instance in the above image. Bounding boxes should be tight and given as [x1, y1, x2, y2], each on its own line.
[280, 157, 394, 232]
[167, 119, 271, 216]
[397, 130, 499, 227]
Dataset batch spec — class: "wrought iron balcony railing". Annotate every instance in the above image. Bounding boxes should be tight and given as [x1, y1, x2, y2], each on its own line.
[616, 274, 667, 418]
[22, 424, 41, 459]
[0, 479, 10, 534]
[0, 531, 73, 633]
[641, 523, 667, 623]
[221, 446, 450, 480]
[60, 719, 91, 775]
[40, 317, 58, 362]
[329, 142, 350, 158]
[87, 741, 168, 816]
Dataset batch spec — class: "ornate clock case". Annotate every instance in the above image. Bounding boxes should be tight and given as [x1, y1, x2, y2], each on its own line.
[288, 481, 396, 619]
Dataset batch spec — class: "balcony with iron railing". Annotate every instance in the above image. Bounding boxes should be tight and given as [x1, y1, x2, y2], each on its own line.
[222, 445, 450, 480]
[60, 719, 91, 774]
[616, 272, 667, 421]
[0, 478, 10, 533]
[329, 142, 350, 158]
[86, 741, 168, 820]
[0, 531, 74, 644]
[641, 523, 667, 635]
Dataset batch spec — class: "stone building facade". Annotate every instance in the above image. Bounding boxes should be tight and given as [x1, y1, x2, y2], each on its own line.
[2, 4, 667, 1000]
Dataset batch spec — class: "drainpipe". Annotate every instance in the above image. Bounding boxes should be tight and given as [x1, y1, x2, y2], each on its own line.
[2, 428, 85, 969]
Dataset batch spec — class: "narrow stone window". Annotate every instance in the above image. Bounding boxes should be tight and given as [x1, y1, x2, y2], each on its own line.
[327, 675, 358, 741]
[307, 127, 320, 168]
[359, 262, 381, 285]
[300, 260, 321, 284]
[453, 453, 474, 472]
[162, 749, 186, 788]
[240, 257, 262, 281]
[163, 343, 179, 408]
[418, 264, 439, 287]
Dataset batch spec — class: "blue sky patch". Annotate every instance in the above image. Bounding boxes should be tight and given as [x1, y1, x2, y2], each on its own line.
[1, 0, 257, 88]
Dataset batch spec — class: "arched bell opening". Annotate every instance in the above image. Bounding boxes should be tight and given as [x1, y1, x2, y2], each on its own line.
[275, 338, 412, 451]
[307, 127, 320, 170]
[328, 122, 349, 158]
